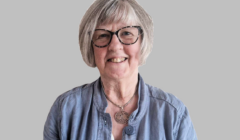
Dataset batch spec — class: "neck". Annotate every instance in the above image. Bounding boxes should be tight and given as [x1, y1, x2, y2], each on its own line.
[101, 72, 138, 105]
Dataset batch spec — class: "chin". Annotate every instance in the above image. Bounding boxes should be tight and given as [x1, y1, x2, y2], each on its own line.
[105, 68, 138, 81]
[106, 71, 128, 80]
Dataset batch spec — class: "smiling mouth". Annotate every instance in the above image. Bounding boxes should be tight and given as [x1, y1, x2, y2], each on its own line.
[107, 57, 128, 63]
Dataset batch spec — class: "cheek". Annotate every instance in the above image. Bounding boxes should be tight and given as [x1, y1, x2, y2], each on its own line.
[125, 48, 140, 67]
[128, 45, 141, 60]
[93, 47, 106, 66]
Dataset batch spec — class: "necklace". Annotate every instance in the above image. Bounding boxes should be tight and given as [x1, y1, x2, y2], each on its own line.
[101, 81, 137, 124]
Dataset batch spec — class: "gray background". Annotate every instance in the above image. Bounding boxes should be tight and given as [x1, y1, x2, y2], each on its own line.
[1, 0, 239, 139]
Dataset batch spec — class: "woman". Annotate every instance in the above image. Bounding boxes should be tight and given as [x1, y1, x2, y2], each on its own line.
[44, 0, 197, 140]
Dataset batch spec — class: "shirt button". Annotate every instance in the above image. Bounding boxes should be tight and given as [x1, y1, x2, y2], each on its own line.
[103, 117, 107, 125]
[124, 125, 134, 135]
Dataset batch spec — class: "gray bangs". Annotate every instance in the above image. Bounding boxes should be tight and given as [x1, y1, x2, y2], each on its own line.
[97, 0, 139, 26]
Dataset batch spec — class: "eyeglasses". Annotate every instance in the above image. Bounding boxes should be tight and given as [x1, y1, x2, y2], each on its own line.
[92, 26, 143, 48]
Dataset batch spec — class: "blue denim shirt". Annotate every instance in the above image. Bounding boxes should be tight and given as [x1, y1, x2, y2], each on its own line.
[44, 75, 197, 140]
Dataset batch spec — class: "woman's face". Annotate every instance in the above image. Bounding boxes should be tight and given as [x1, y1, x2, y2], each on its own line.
[93, 22, 141, 80]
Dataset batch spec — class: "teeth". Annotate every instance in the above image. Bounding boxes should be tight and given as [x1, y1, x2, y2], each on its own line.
[110, 58, 126, 63]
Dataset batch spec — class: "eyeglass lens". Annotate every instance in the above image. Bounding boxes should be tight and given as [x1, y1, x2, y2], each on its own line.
[92, 27, 140, 47]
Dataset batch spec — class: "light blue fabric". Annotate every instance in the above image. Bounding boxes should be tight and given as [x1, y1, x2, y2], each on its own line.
[44, 74, 197, 140]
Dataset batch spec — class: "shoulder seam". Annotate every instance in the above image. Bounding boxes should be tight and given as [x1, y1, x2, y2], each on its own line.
[147, 84, 184, 112]
[149, 95, 179, 112]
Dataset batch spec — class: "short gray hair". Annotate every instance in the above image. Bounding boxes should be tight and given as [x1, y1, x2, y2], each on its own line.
[79, 0, 153, 67]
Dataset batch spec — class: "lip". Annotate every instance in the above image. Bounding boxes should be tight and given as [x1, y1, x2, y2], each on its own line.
[107, 56, 128, 59]
[106, 56, 128, 61]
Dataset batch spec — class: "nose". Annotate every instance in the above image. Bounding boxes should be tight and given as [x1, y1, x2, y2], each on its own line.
[108, 34, 123, 51]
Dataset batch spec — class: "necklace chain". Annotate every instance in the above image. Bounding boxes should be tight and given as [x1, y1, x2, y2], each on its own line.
[101, 81, 137, 110]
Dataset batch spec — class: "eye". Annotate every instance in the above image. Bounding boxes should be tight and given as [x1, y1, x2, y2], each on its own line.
[99, 34, 109, 38]
[121, 31, 133, 36]
[97, 34, 110, 39]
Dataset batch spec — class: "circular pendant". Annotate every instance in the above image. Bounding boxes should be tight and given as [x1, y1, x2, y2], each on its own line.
[115, 111, 129, 124]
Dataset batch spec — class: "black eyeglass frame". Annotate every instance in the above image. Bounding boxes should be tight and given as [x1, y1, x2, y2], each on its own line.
[91, 26, 143, 48]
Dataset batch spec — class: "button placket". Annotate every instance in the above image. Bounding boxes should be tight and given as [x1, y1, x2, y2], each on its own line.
[103, 117, 107, 126]
[128, 115, 135, 123]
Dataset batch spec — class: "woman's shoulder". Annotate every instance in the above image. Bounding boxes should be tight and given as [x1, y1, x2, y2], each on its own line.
[145, 84, 185, 113]
[56, 80, 97, 103]
[144, 84, 197, 139]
